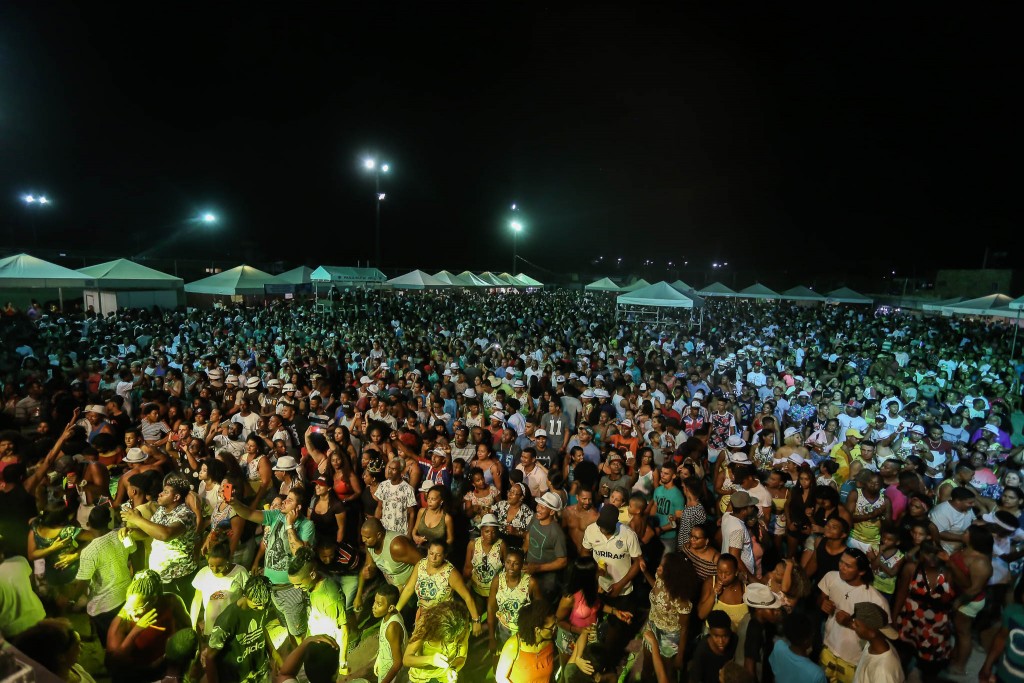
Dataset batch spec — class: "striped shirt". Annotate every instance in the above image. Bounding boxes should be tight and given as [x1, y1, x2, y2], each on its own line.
[76, 529, 134, 616]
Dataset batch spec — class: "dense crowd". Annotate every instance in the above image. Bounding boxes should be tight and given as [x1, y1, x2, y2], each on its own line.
[1, 288, 1023, 683]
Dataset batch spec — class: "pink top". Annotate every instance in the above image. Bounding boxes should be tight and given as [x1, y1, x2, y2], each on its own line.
[569, 590, 601, 629]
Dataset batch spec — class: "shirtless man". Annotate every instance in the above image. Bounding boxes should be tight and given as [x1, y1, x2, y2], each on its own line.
[562, 488, 599, 555]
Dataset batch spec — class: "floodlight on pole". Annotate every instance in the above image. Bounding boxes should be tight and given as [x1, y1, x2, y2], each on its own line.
[363, 157, 391, 268]
[21, 193, 51, 245]
[202, 213, 217, 223]
[510, 220, 523, 273]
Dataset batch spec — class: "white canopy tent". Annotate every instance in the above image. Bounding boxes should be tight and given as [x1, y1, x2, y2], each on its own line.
[737, 283, 781, 300]
[78, 258, 183, 313]
[585, 277, 621, 292]
[921, 297, 964, 312]
[309, 266, 387, 286]
[779, 286, 826, 303]
[433, 270, 466, 286]
[185, 265, 277, 297]
[515, 273, 544, 287]
[616, 280, 705, 331]
[940, 293, 1014, 316]
[457, 271, 492, 287]
[386, 270, 449, 289]
[617, 281, 701, 308]
[477, 272, 516, 287]
[0, 253, 93, 309]
[826, 287, 873, 305]
[670, 279, 694, 292]
[498, 272, 530, 287]
[1010, 295, 1024, 311]
[271, 266, 314, 285]
[698, 281, 739, 298]
[621, 278, 651, 293]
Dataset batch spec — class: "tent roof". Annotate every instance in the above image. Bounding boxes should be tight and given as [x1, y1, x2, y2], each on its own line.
[1011, 294, 1024, 311]
[585, 277, 621, 292]
[941, 293, 1015, 316]
[0, 253, 93, 287]
[432, 270, 466, 286]
[616, 281, 700, 309]
[309, 266, 386, 283]
[826, 286, 873, 304]
[779, 285, 825, 301]
[698, 281, 738, 297]
[457, 271, 493, 287]
[477, 272, 515, 286]
[621, 278, 651, 292]
[387, 269, 449, 289]
[498, 272, 530, 287]
[515, 273, 544, 287]
[669, 279, 693, 292]
[737, 283, 781, 299]
[271, 266, 314, 285]
[78, 259, 182, 289]
[184, 265, 277, 295]
[920, 296, 964, 312]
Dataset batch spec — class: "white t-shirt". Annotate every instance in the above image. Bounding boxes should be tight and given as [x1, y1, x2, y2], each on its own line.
[745, 484, 772, 515]
[720, 512, 755, 575]
[818, 571, 890, 663]
[192, 564, 249, 631]
[852, 642, 905, 683]
[582, 522, 641, 595]
[929, 502, 976, 555]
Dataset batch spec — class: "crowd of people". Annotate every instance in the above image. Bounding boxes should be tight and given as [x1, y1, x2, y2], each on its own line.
[1, 287, 1023, 683]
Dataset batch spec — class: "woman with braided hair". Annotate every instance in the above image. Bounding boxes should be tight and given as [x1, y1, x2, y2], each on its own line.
[105, 569, 190, 683]
[204, 574, 275, 683]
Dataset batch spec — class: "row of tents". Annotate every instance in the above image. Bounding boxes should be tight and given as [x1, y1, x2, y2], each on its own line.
[186, 266, 544, 294]
[0, 254, 545, 312]
[2, 253, 1023, 319]
[587, 277, 874, 304]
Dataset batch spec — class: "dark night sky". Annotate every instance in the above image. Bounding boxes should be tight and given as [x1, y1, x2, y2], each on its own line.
[0, 4, 1016, 284]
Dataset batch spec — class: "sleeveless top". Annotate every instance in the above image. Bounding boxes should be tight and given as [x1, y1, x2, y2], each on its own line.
[375, 612, 408, 680]
[415, 510, 448, 545]
[415, 559, 454, 608]
[754, 446, 775, 472]
[682, 546, 718, 581]
[872, 548, 903, 594]
[368, 532, 415, 587]
[813, 541, 846, 585]
[471, 537, 504, 596]
[567, 590, 601, 629]
[710, 577, 749, 632]
[851, 491, 886, 544]
[33, 523, 80, 584]
[496, 571, 533, 631]
[333, 474, 352, 499]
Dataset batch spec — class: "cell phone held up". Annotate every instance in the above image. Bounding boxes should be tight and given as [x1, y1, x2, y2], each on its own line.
[221, 481, 234, 503]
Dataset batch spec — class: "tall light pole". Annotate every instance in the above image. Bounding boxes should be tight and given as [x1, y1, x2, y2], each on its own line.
[22, 194, 51, 246]
[510, 220, 522, 272]
[509, 202, 526, 274]
[364, 158, 390, 268]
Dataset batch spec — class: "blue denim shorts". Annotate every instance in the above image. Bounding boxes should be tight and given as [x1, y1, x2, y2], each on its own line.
[644, 621, 681, 658]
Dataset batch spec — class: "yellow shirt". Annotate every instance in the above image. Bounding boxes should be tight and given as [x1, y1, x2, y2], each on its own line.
[407, 633, 469, 683]
[828, 443, 860, 486]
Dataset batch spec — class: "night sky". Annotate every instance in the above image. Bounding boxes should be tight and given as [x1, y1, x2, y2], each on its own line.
[0, 5, 1015, 285]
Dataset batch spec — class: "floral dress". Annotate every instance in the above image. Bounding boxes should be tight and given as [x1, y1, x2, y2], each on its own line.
[414, 559, 454, 609]
[470, 537, 504, 596]
[896, 565, 956, 663]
